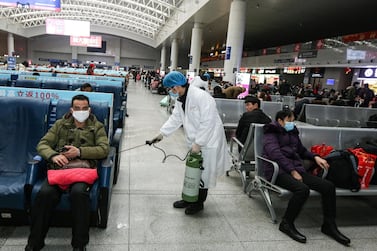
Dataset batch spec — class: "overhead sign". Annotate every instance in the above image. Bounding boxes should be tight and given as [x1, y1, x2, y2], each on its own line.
[225, 46, 231, 60]
[359, 68, 377, 78]
[0, 0, 61, 11]
[342, 31, 377, 43]
[70, 35, 102, 48]
[310, 67, 325, 78]
[347, 49, 366, 60]
[298, 50, 318, 59]
[46, 18, 90, 37]
[7, 56, 16, 70]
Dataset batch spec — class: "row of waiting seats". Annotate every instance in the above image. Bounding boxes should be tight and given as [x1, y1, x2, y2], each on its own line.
[229, 123, 377, 223]
[215, 98, 284, 129]
[0, 77, 127, 130]
[0, 96, 118, 228]
[300, 103, 377, 128]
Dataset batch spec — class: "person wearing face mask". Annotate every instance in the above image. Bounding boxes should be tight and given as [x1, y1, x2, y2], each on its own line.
[262, 110, 350, 246]
[25, 94, 109, 251]
[148, 71, 231, 215]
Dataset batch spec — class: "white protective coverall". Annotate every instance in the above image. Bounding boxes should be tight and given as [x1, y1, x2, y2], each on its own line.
[160, 85, 231, 188]
[190, 76, 208, 91]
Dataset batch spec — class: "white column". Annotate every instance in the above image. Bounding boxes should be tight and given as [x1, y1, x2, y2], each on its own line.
[160, 45, 166, 72]
[71, 46, 78, 65]
[170, 38, 178, 71]
[7, 33, 14, 56]
[189, 22, 203, 75]
[223, 0, 247, 83]
[114, 38, 121, 68]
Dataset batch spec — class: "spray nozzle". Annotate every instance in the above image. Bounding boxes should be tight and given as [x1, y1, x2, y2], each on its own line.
[146, 140, 156, 145]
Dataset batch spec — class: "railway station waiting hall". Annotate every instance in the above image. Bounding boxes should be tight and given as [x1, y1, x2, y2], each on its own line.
[2, 0, 377, 250]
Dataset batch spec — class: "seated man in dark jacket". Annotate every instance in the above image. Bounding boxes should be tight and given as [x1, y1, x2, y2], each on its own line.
[262, 110, 350, 246]
[25, 94, 110, 251]
[236, 95, 271, 145]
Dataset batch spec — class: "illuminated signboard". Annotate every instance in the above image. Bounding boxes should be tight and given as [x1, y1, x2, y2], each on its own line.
[310, 67, 325, 78]
[70, 36, 102, 48]
[46, 18, 90, 37]
[0, 0, 61, 11]
[283, 67, 306, 74]
[359, 68, 377, 78]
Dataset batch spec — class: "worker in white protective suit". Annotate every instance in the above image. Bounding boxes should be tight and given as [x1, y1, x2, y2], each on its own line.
[190, 72, 210, 91]
[148, 71, 231, 215]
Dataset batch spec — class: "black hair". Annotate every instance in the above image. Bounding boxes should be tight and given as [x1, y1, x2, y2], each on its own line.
[275, 109, 294, 121]
[71, 94, 90, 107]
[213, 86, 223, 94]
[80, 83, 93, 91]
[244, 95, 260, 107]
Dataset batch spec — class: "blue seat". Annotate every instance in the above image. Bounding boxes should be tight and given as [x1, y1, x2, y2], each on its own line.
[96, 85, 125, 129]
[0, 97, 50, 225]
[0, 79, 8, 86]
[14, 79, 41, 89]
[41, 81, 70, 90]
[29, 99, 115, 228]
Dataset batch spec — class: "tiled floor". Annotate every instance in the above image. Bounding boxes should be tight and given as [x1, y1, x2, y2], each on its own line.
[1, 80, 377, 250]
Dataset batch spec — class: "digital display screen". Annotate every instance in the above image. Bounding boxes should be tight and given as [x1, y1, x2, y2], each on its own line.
[0, 0, 61, 11]
[326, 79, 335, 85]
[70, 36, 102, 48]
[46, 18, 90, 37]
[87, 41, 106, 53]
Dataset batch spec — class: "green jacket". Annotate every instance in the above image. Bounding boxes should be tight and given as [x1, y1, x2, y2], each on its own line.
[37, 112, 110, 169]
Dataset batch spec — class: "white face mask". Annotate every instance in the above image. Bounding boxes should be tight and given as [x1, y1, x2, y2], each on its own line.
[72, 109, 90, 123]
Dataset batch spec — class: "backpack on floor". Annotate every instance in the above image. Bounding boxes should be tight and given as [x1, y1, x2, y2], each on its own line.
[324, 150, 360, 192]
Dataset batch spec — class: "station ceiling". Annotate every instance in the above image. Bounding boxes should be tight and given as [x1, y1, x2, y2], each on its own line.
[1, 0, 377, 53]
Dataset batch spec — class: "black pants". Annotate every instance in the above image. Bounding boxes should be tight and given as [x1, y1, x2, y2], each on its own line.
[275, 172, 336, 223]
[198, 188, 208, 204]
[27, 180, 91, 248]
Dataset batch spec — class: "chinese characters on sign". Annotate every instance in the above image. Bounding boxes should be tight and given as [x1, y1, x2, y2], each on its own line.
[0, 88, 59, 101]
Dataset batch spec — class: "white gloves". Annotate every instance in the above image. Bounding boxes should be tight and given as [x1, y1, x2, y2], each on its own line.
[191, 143, 201, 153]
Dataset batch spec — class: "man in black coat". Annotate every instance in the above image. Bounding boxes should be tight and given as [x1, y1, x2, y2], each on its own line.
[236, 95, 271, 145]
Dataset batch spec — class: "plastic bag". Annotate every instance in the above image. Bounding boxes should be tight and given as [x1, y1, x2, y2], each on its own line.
[311, 144, 334, 157]
[160, 95, 169, 107]
[348, 148, 377, 189]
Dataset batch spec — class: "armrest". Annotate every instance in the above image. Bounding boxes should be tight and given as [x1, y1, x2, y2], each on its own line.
[98, 147, 116, 188]
[306, 117, 319, 125]
[25, 155, 46, 185]
[321, 168, 329, 179]
[230, 136, 244, 154]
[111, 128, 122, 147]
[326, 119, 340, 127]
[346, 120, 361, 127]
[256, 155, 280, 185]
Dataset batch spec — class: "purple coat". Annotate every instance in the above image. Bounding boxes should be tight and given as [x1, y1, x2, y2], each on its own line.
[262, 122, 315, 181]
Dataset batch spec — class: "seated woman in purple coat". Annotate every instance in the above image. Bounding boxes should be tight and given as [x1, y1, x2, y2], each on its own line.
[262, 109, 350, 246]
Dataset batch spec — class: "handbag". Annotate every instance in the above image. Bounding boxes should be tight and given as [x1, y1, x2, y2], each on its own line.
[62, 159, 91, 169]
[48, 159, 98, 190]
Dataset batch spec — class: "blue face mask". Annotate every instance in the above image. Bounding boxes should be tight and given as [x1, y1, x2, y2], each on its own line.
[168, 90, 179, 98]
[284, 121, 295, 132]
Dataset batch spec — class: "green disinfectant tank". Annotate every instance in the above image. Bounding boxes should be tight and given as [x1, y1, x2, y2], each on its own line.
[182, 152, 203, 202]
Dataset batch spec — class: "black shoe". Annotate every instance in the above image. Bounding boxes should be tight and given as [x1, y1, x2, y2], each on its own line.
[321, 223, 351, 246]
[173, 200, 191, 208]
[185, 203, 204, 215]
[25, 245, 38, 251]
[73, 246, 86, 251]
[279, 219, 307, 243]
[25, 242, 44, 251]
